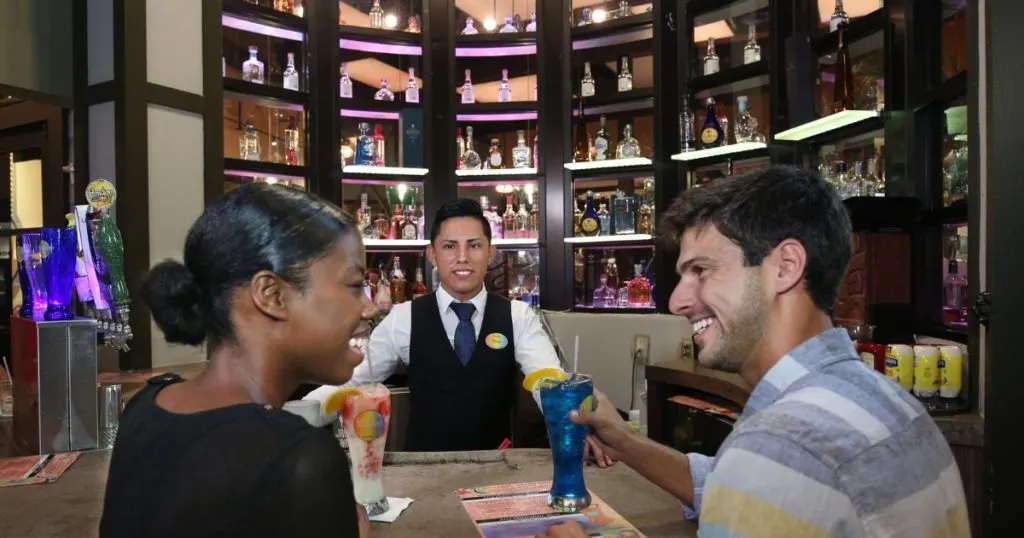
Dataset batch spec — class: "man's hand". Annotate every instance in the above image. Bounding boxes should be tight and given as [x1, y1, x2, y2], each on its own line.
[584, 435, 614, 467]
[570, 389, 633, 460]
[536, 520, 589, 537]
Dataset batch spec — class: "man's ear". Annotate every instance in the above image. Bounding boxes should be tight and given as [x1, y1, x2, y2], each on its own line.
[426, 244, 436, 267]
[770, 239, 807, 295]
[248, 270, 289, 321]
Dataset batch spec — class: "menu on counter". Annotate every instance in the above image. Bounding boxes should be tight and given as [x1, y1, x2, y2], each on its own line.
[456, 481, 644, 538]
[0, 452, 82, 488]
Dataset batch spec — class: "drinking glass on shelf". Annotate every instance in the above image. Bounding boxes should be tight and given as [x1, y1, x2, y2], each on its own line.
[540, 374, 594, 513]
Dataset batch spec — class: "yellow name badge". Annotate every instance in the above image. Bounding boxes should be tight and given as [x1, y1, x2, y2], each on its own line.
[485, 332, 509, 350]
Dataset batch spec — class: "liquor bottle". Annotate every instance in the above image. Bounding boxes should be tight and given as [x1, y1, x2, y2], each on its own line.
[637, 202, 653, 235]
[242, 46, 265, 84]
[618, 56, 634, 92]
[702, 38, 719, 76]
[339, 63, 353, 98]
[390, 257, 407, 303]
[743, 24, 761, 65]
[369, 0, 384, 29]
[372, 124, 386, 166]
[497, 69, 513, 103]
[239, 120, 260, 160]
[462, 126, 482, 169]
[462, 17, 478, 35]
[357, 193, 372, 237]
[597, 203, 611, 235]
[515, 201, 529, 239]
[627, 264, 651, 306]
[375, 267, 393, 311]
[612, 191, 636, 234]
[580, 62, 596, 98]
[593, 274, 616, 307]
[407, 15, 420, 32]
[283, 52, 299, 90]
[374, 78, 395, 101]
[862, 158, 881, 196]
[734, 96, 758, 143]
[532, 134, 539, 169]
[699, 97, 724, 148]
[593, 115, 612, 161]
[461, 69, 475, 104]
[573, 202, 583, 236]
[373, 212, 388, 238]
[680, 90, 696, 152]
[573, 100, 590, 162]
[615, 124, 641, 158]
[480, 196, 504, 238]
[455, 128, 465, 169]
[580, 191, 600, 237]
[412, 268, 429, 299]
[275, 0, 293, 14]
[526, 11, 537, 31]
[716, 103, 730, 145]
[400, 206, 418, 239]
[503, 195, 517, 238]
[617, 0, 631, 16]
[389, 205, 402, 239]
[486, 138, 504, 169]
[512, 130, 532, 168]
[500, 15, 518, 33]
[284, 117, 299, 165]
[527, 196, 539, 238]
[417, 205, 425, 239]
[832, 22, 855, 113]
[405, 67, 419, 103]
[355, 124, 375, 165]
[830, 0, 849, 32]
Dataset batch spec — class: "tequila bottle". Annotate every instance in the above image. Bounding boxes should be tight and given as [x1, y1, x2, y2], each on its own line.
[593, 115, 612, 161]
[375, 268, 392, 311]
[526, 11, 537, 32]
[597, 203, 611, 235]
[355, 122, 375, 165]
[283, 52, 299, 90]
[461, 17, 478, 35]
[580, 62, 596, 98]
[829, 0, 849, 32]
[357, 193, 372, 237]
[242, 46, 265, 84]
[515, 201, 529, 239]
[832, 22, 854, 113]
[503, 195, 517, 238]
[626, 264, 651, 306]
[497, 69, 513, 103]
[702, 38, 719, 76]
[618, 57, 634, 92]
[369, 0, 384, 29]
[743, 24, 761, 64]
[284, 117, 299, 165]
[637, 202, 653, 235]
[699, 97, 724, 148]
[405, 67, 419, 103]
[500, 16, 518, 33]
[339, 63, 353, 98]
[573, 100, 590, 162]
[374, 78, 395, 101]
[618, 0, 631, 17]
[615, 124, 641, 159]
[526, 195, 539, 238]
[512, 130, 532, 168]
[481, 196, 504, 239]
[593, 274, 616, 307]
[612, 191, 636, 234]
[239, 120, 260, 160]
[734, 96, 758, 143]
[716, 103, 730, 145]
[573, 203, 583, 236]
[680, 90, 696, 151]
[532, 134, 539, 168]
[462, 126, 482, 169]
[390, 257, 407, 303]
[372, 124, 386, 166]
[407, 15, 421, 32]
[486, 138, 504, 169]
[461, 69, 475, 104]
[400, 206, 418, 239]
[580, 191, 600, 237]
[412, 268, 429, 299]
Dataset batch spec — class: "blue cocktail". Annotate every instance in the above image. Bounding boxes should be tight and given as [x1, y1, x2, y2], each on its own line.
[540, 374, 594, 513]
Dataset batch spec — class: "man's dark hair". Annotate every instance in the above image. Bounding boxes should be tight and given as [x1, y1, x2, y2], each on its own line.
[659, 165, 852, 314]
[430, 197, 492, 244]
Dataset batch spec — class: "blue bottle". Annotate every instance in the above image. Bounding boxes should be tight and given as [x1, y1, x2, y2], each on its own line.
[579, 190, 600, 237]
[699, 96, 724, 149]
[354, 122, 375, 165]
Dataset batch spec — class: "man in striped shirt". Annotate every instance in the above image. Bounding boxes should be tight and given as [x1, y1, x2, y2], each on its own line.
[546, 166, 969, 537]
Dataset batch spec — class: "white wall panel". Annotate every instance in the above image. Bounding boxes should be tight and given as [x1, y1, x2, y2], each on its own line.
[146, 0, 203, 95]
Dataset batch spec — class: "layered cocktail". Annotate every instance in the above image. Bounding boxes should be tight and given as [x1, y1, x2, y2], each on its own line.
[339, 383, 391, 516]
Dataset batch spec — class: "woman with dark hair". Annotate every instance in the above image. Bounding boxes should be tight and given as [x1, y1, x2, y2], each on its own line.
[99, 184, 373, 537]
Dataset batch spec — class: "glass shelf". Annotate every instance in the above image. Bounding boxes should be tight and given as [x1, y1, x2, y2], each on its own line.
[223, 18, 307, 92]
[457, 181, 540, 242]
[457, 124, 539, 173]
[224, 96, 306, 166]
[686, 155, 770, 189]
[343, 182, 426, 242]
[339, 0, 423, 34]
[808, 127, 886, 199]
[672, 142, 768, 163]
[573, 246, 656, 310]
[223, 171, 306, 192]
[488, 248, 542, 306]
[569, 176, 654, 240]
[453, 0, 538, 45]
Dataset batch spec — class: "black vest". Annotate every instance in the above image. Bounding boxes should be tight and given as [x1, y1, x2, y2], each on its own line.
[405, 292, 517, 451]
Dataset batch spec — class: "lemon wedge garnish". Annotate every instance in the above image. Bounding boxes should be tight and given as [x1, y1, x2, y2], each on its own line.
[522, 368, 569, 391]
[321, 387, 361, 416]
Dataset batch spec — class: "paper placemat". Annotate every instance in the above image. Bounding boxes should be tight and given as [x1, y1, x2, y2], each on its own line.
[369, 497, 414, 523]
[0, 451, 82, 488]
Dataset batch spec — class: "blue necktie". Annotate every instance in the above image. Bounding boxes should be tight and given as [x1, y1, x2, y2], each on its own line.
[450, 302, 477, 366]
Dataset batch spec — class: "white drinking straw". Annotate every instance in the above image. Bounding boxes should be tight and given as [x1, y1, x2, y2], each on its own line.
[572, 335, 580, 377]
[364, 340, 374, 381]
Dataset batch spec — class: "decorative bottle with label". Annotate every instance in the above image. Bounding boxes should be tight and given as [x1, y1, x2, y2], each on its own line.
[515, 201, 529, 239]
[618, 56, 633, 92]
[627, 264, 652, 306]
[597, 203, 611, 235]
[369, 0, 384, 29]
[734, 96, 758, 143]
[486, 138, 504, 169]
[339, 63, 353, 98]
[615, 124, 641, 158]
[743, 24, 761, 64]
[593, 115, 612, 161]
[832, 21, 854, 113]
[405, 67, 419, 103]
[716, 103, 730, 145]
[702, 38, 719, 75]
[699, 97, 724, 148]
[355, 122, 374, 165]
[612, 190, 636, 234]
[497, 69, 513, 103]
[372, 124, 386, 166]
[240, 120, 260, 160]
[283, 53, 299, 90]
[284, 117, 299, 165]
[462, 126, 482, 169]
[830, 0, 849, 32]
[400, 208, 418, 239]
[503, 195, 517, 238]
[412, 268, 429, 299]
[374, 78, 394, 101]
[580, 191, 600, 237]
[389, 257, 407, 303]
[461, 69, 475, 103]
[242, 46, 265, 84]
[480, 196, 504, 239]
[357, 193, 372, 237]
[512, 130, 532, 168]
[580, 62, 596, 98]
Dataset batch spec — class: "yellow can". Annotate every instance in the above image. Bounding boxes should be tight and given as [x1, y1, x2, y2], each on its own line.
[885, 344, 914, 391]
[912, 345, 939, 398]
[938, 345, 964, 399]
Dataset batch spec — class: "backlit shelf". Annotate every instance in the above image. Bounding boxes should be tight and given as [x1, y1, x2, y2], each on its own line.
[456, 168, 538, 177]
[493, 238, 539, 246]
[563, 157, 652, 171]
[363, 239, 429, 247]
[671, 142, 768, 162]
[342, 165, 429, 176]
[774, 110, 880, 142]
[563, 234, 653, 244]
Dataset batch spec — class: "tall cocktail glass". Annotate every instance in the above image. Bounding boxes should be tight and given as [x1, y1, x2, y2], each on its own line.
[540, 374, 594, 513]
[41, 227, 77, 321]
[18, 232, 47, 319]
[341, 383, 391, 516]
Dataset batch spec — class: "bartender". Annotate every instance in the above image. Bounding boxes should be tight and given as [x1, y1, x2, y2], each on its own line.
[309, 198, 609, 462]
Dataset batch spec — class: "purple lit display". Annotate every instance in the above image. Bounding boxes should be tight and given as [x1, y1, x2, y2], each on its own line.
[456, 44, 536, 57]
[222, 14, 305, 41]
[224, 168, 306, 182]
[456, 179, 538, 188]
[572, 27, 653, 51]
[17, 232, 47, 319]
[341, 177, 425, 187]
[341, 109, 401, 121]
[340, 38, 422, 56]
[457, 111, 538, 122]
[41, 228, 78, 321]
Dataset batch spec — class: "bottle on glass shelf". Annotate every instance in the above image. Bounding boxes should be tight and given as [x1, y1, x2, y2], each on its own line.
[357, 193, 372, 237]
[593, 274, 617, 307]
[462, 126, 482, 169]
[573, 100, 590, 162]
[275, 1, 293, 15]
[515, 202, 529, 239]
[612, 190, 637, 235]
[412, 268, 429, 299]
[832, 21, 855, 113]
[526, 11, 537, 31]
[481, 196, 504, 239]
[617, 0, 631, 16]
[716, 103, 730, 145]
[375, 270, 392, 312]
[594, 115, 612, 161]
[486, 138, 504, 169]
[500, 15, 518, 33]
[284, 118, 299, 165]
[373, 212, 389, 239]
[627, 264, 651, 306]
[637, 202, 653, 235]
[616, 124, 641, 159]
[526, 196, 539, 238]
[580, 62, 596, 98]
[400, 207, 418, 240]
[604, 255, 620, 288]
[355, 122, 374, 165]
[743, 24, 761, 64]
[862, 158, 881, 196]
[618, 56, 633, 92]
[597, 203, 611, 235]
[512, 130, 532, 168]
[573, 202, 583, 236]
[389, 205, 402, 239]
[372, 124, 386, 166]
[580, 191, 600, 237]
[405, 67, 419, 103]
[503, 196, 517, 238]
[703, 38, 719, 75]
[461, 69, 475, 103]
[340, 63, 353, 98]
[461, 17, 478, 35]
[407, 15, 421, 32]
[374, 78, 395, 101]
[240, 120, 260, 161]
[830, 0, 849, 32]
[455, 128, 465, 170]
[369, 0, 384, 29]
[699, 97, 724, 148]
[734, 96, 758, 143]
[283, 53, 299, 90]
[390, 257, 407, 303]
[680, 90, 696, 152]
[242, 46, 265, 84]
[532, 134, 539, 169]
[497, 69, 513, 103]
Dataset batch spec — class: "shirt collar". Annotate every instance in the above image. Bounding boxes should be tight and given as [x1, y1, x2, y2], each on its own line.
[742, 327, 857, 417]
[436, 285, 488, 315]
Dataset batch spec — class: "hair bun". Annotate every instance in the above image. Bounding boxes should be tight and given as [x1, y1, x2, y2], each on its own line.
[141, 259, 207, 346]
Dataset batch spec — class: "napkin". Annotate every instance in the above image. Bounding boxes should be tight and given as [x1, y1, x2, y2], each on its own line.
[369, 497, 414, 523]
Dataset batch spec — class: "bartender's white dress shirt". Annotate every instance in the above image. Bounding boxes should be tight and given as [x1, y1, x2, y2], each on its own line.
[304, 286, 563, 407]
